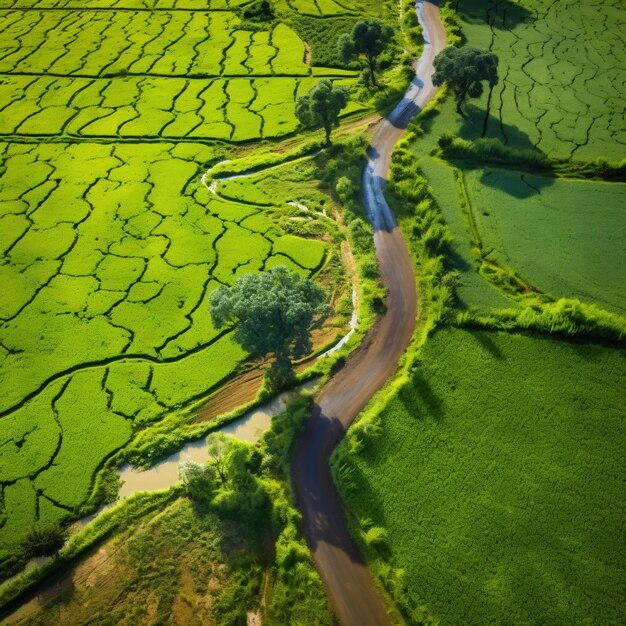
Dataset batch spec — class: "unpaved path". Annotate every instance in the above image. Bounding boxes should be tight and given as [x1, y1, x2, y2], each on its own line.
[293, 2, 447, 624]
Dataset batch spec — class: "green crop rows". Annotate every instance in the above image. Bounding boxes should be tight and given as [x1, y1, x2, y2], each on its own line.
[0, 4, 361, 142]
[339, 328, 626, 624]
[458, 0, 626, 159]
[464, 169, 626, 314]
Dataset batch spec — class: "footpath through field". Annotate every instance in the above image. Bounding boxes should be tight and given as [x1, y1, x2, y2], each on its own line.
[293, 2, 447, 624]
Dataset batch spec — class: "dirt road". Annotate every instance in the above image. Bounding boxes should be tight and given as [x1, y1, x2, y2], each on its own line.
[292, 2, 447, 624]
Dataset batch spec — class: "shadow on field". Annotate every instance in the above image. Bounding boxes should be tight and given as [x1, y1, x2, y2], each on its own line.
[468, 329, 505, 359]
[460, 106, 537, 148]
[478, 168, 555, 198]
[401, 371, 445, 422]
[457, 0, 533, 30]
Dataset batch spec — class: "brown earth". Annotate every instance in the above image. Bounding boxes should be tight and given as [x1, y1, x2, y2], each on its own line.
[292, 2, 447, 625]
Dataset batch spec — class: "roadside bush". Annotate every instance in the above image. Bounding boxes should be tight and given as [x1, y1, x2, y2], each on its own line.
[438, 135, 626, 181]
[456, 298, 626, 345]
[348, 218, 374, 252]
[385, 137, 458, 324]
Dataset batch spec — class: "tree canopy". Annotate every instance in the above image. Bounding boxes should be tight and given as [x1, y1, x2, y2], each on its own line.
[209, 266, 331, 388]
[432, 46, 499, 114]
[295, 79, 349, 146]
[338, 20, 394, 86]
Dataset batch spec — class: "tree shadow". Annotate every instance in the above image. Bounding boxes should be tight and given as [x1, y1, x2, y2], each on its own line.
[458, 105, 537, 150]
[468, 328, 505, 359]
[398, 370, 445, 422]
[456, 0, 533, 30]
[478, 167, 554, 198]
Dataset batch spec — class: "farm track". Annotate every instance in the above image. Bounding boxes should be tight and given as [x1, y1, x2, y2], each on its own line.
[292, 2, 446, 624]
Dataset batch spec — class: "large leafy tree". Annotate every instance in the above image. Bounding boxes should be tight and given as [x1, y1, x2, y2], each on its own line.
[432, 46, 499, 115]
[209, 266, 331, 388]
[295, 79, 349, 146]
[338, 20, 394, 86]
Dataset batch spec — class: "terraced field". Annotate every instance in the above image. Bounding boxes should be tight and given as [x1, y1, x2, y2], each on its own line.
[0, 0, 371, 574]
[0, 2, 363, 141]
[0, 138, 335, 563]
[458, 0, 626, 159]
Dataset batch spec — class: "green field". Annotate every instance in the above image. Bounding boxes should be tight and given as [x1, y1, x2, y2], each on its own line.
[338, 327, 626, 624]
[0, 4, 364, 142]
[457, 0, 626, 160]
[464, 168, 626, 314]
[400, 0, 626, 313]
[0, 138, 337, 565]
[0, 0, 385, 573]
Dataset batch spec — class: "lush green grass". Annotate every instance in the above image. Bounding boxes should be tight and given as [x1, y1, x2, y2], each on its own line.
[337, 327, 626, 625]
[463, 168, 626, 314]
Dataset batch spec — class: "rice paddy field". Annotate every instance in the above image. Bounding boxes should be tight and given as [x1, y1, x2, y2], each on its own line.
[457, 0, 626, 160]
[0, 1, 366, 142]
[0, 0, 378, 574]
[339, 327, 626, 625]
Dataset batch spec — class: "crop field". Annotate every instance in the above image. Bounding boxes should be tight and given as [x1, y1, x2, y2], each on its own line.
[0, 4, 363, 142]
[397, 0, 626, 313]
[457, 0, 626, 159]
[339, 327, 626, 624]
[464, 168, 626, 314]
[0, 138, 334, 565]
[0, 0, 379, 571]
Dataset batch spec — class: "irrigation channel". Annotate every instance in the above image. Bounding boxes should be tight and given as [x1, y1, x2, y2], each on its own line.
[292, 2, 446, 625]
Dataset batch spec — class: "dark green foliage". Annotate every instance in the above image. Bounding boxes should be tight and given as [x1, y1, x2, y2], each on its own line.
[240, 0, 275, 23]
[210, 266, 331, 389]
[432, 45, 498, 114]
[295, 80, 349, 145]
[347, 218, 374, 252]
[338, 19, 395, 86]
[22, 525, 68, 559]
[288, 16, 360, 66]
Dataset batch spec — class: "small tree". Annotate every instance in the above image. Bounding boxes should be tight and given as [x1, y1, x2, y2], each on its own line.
[432, 46, 499, 115]
[295, 80, 349, 146]
[23, 525, 68, 558]
[210, 266, 331, 389]
[338, 20, 394, 87]
[178, 459, 217, 500]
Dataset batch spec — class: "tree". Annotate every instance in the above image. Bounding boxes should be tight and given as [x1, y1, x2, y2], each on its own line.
[23, 525, 68, 558]
[432, 46, 499, 115]
[338, 20, 394, 87]
[178, 459, 217, 500]
[210, 266, 331, 389]
[295, 79, 349, 146]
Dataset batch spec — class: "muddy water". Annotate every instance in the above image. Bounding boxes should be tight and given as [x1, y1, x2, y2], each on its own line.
[116, 377, 319, 500]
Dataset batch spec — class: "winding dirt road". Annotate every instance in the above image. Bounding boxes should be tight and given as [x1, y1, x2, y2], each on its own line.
[293, 2, 446, 624]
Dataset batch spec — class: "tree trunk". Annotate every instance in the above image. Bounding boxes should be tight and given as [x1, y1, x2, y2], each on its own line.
[367, 53, 377, 86]
[324, 122, 332, 146]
